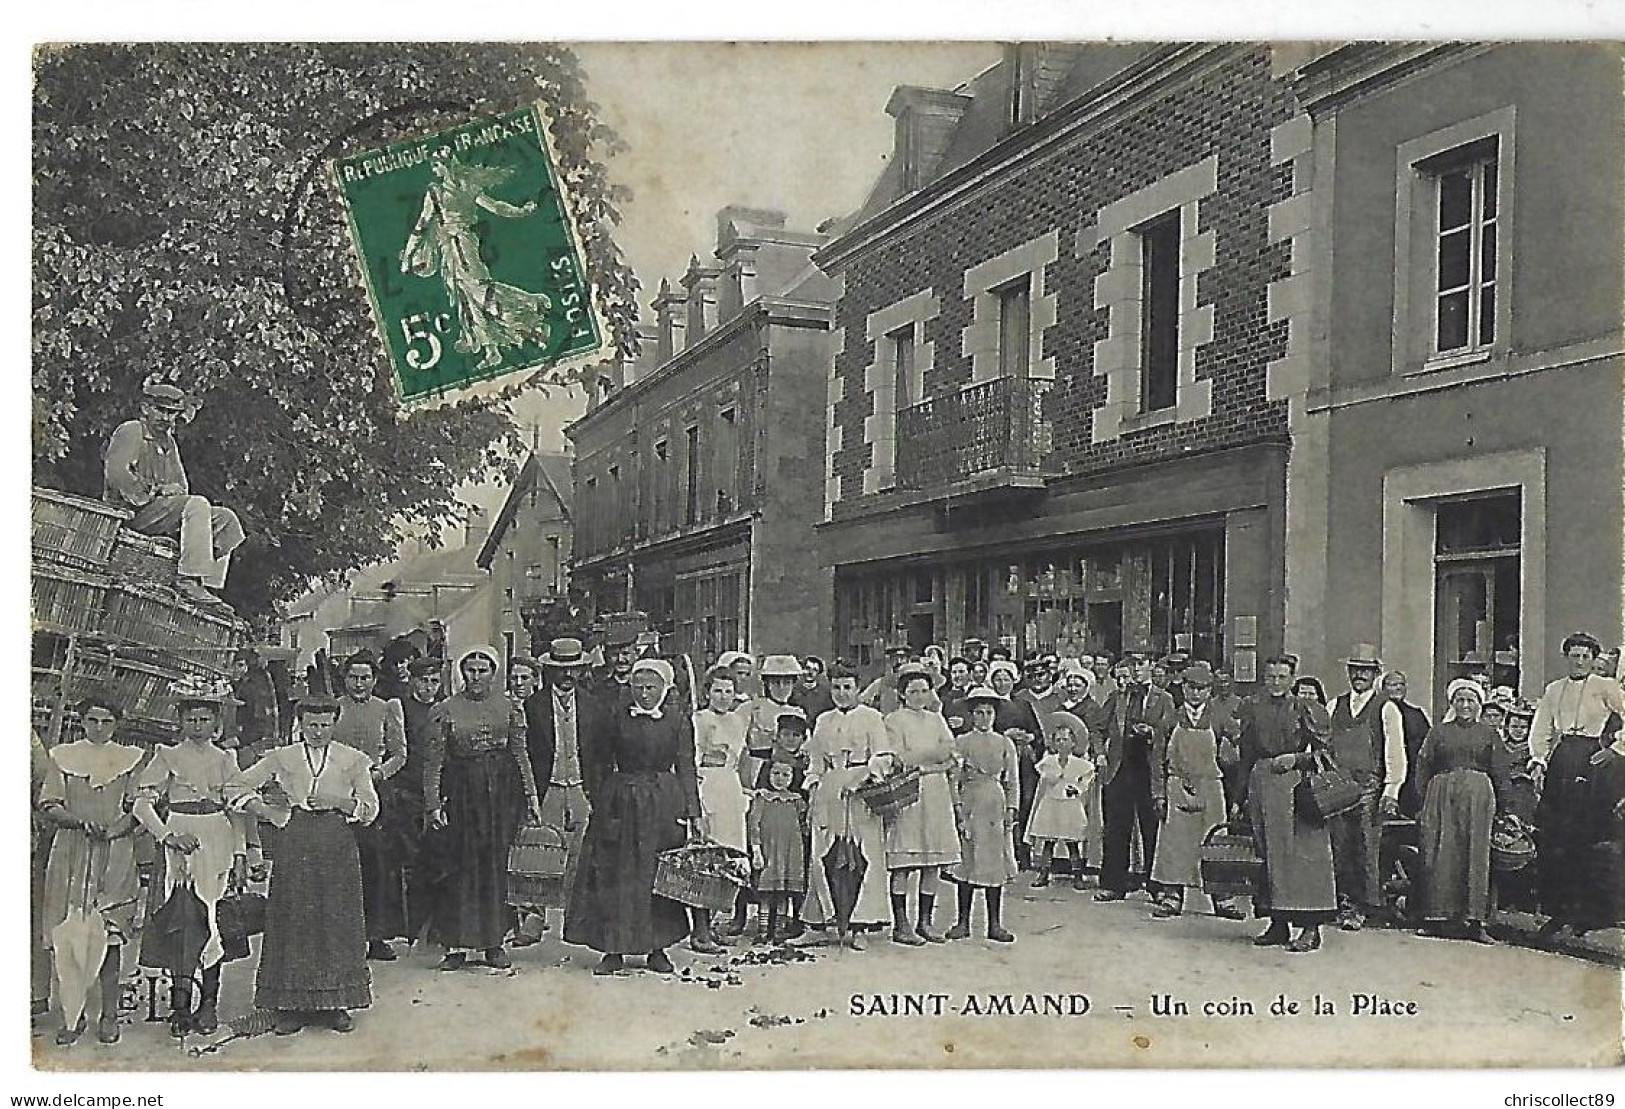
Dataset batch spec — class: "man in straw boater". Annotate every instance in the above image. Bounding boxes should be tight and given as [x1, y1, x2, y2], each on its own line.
[1323, 643, 1408, 931]
[103, 379, 245, 610]
[519, 637, 607, 945]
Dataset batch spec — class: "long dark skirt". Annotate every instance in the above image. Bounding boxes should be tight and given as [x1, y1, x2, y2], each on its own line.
[1247, 761, 1336, 924]
[1537, 734, 1602, 926]
[420, 752, 524, 950]
[255, 810, 371, 1013]
[565, 770, 688, 954]
[357, 782, 419, 942]
[1418, 769, 1494, 923]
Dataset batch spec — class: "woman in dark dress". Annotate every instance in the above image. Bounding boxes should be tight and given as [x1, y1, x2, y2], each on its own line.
[421, 647, 543, 971]
[566, 658, 703, 976]
[987, 660, 1043, 866]
[1415, 679, 1511, 942]
[1229, 655, 1336, 953]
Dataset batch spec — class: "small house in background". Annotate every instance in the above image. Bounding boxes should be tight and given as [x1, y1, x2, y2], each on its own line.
[476, 449, 575, 661]
[279, 501, 496, 678]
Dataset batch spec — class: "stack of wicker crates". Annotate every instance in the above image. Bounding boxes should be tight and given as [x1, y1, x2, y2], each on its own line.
[31, 486, 243, 739]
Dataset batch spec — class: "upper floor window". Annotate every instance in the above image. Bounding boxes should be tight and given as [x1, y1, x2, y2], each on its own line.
[995, 279, 1031, 379]
[1392, 111, 1513, 376]
[1429, 141, 1499, 356]
[889, 323, 918, 409]
[1137, 210, 1181, 413]
[684, 424, 701, 524]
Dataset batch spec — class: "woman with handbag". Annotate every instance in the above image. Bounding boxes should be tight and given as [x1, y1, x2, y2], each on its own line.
[1414, 679, 1512, 942]
[37, 697, 144, 1046]
[875, 665, 962, 945]
[566, 659, 703, 975]
[1228, 656, 1336, 953]
[228, 696, 379, 1034]
[134, 685, 250, 1037]
[1149, 663, 1244, 920]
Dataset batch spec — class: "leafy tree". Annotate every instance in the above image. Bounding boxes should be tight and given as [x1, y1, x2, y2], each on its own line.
[33, 43, 635, 618]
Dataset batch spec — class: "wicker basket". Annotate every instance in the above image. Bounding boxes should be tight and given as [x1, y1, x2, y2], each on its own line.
[31, 648, 115, 709]
[507, 822, 571, 907]
[107, 655, 188, 720]
[32, 489, 127, 570]
[653, 843, 750, 911]
[107, 530, 180, 585]
[853, 767, 922, 818]
[1199, 822, 1263, 901]
[31, 566, 110, 635]
[1491, 815, 1537, 873]
[104, 583, 240, 655]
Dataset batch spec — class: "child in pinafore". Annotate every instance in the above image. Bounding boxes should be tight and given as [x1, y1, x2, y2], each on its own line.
[748, 760, 807, 943]
[1026, 712, 1094, 889]
[946, 687, 1020, 941]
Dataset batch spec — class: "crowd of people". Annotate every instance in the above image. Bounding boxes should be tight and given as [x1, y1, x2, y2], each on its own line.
[31, 626, 1625, 1046]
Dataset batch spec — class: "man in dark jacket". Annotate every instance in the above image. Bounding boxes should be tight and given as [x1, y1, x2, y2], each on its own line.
[1095, 653, 1177, 901]
[518, 638, 607, 944]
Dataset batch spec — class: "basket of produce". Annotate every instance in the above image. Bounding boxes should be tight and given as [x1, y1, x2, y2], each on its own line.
[1199, 822, 1263, 901]
[853, 767, 922, 819]
[653, 841, 752, 912]
[32, 489, 128, 569]
[1490, 814, 1537, 873]
[31, 566, 110, 635]
[107, 530, 179, 585]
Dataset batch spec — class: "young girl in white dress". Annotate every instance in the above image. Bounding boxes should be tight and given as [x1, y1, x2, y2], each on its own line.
[1025, 712, 1093, 889]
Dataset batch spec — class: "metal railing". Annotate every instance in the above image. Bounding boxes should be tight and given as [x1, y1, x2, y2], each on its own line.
[896, 376, 1053, 490]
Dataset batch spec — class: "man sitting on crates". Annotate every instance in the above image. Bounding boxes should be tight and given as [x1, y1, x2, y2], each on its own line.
[103, 380, 244, 609]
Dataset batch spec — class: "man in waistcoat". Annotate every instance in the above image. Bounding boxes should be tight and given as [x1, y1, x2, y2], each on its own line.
[1324, 644, 1407, 931]
[1382, 671, 1433, 819]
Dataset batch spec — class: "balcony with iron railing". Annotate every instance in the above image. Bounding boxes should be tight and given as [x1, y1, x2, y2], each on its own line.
[896, 376, 1055, 495]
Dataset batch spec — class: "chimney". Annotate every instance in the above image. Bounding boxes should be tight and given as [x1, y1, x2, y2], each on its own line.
[463, 503, 490, 553]
[716, 206, 786, 318]
[653, 278, 686, 363]
[628, 322, 660, 382]
[682, 255, 721, 341]
[886, 85, 973, 194]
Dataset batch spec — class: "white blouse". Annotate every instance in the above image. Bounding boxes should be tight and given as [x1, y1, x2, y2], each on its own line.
[228, 741, 380, 827]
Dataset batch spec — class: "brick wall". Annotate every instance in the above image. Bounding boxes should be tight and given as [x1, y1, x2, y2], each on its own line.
[750, 321, 835, 654]
[827, 47, 1296, 514]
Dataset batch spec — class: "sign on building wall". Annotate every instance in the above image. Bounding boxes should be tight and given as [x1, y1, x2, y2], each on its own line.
[333, 105, 608, 405]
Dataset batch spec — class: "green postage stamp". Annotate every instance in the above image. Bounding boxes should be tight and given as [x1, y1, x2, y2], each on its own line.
[333, 104, 607, 405]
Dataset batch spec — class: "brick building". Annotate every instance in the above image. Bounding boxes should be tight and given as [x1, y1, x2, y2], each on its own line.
[817, 44, 1300, 675]
[567, 207, 835, 666]
[1278, 44, 1624, 712]
[475, 449, 574, 661]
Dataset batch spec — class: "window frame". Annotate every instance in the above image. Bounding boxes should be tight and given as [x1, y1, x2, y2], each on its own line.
[1392, 108, 1515, 377]
[1135, 209, 1183, 414]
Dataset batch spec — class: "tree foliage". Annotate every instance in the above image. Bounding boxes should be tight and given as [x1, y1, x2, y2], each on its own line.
[33, 43, 637, 618]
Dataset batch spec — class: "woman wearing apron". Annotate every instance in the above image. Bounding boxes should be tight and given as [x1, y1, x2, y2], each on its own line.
[134, 688, 248, 1037]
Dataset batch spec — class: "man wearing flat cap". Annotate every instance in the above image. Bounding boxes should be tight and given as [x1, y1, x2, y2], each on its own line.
[104, 379, 245, 608]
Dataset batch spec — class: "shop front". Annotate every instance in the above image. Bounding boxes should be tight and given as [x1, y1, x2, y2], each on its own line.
[823, 442, 1286, 676]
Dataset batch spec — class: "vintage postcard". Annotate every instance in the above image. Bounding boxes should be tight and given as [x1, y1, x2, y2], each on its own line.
[27, 39, 1625, 1074]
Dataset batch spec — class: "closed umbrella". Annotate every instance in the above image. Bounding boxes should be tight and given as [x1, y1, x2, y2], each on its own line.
[50, 848, 107, 1030]
[821, 834, 868, 929]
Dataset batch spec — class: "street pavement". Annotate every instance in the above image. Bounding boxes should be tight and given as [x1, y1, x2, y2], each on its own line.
[35, 881, 1622, 1071]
